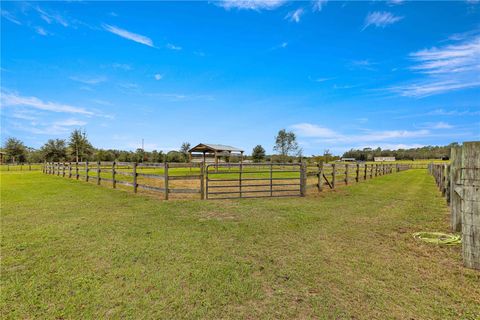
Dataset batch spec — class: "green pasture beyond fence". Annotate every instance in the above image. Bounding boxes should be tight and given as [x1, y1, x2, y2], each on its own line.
[42, 161, 415, 200]
[0, 163, 43, 171]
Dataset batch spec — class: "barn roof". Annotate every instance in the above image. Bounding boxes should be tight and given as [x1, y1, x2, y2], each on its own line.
[189, 143, 244, 153]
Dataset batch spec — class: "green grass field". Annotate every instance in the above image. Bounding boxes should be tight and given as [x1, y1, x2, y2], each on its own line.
[1, 170, 479, 319]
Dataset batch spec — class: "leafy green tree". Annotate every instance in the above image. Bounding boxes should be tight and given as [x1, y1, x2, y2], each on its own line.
[252, 145, 266, 162]
[180, 142, 191, 162]
[3, 137, 27, 163]
[68, 129, 93, 162]
[41, 139, 67, 162]
[166, 151, 184, 162]
[274, 129, 299, 162]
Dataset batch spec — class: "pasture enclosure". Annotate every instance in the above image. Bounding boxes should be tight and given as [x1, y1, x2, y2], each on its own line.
[429, 141, 480, 270]
[2, 169, 479, 319]
[43, 161, 412, 200]
[0, 163, 43, 171]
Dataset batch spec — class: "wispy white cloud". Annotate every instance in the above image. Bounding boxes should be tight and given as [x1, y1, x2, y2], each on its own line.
[217, 0, 287, 11]
[166, 43, 182, 50]
[409, 36, 480, 74]
[154, 74, 163, 80]
[285, 8, 304, 23]
[1, 90, 93, 115]
[427, 108, 480, 116]
[35, 6, 69, 27]
[362, 11, 403, 30]
[390, 80, 480, 97]
[103, 24, 154, 47]
[387, 0, 405, 6]
[111, 63, 132, 71]
[1, 10, 21, 25]
[34, 26, 49, 36]
[390, 34, 480, 97]
[312, 0, 328, 12]
[291, 123, 431, 144]
[69, 76, 107, 85]
[422, 121, 454, 129]
[54, 119, 87, 127]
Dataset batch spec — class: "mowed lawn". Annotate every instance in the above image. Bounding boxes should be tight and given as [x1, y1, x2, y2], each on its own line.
[1, 171, 479, 319]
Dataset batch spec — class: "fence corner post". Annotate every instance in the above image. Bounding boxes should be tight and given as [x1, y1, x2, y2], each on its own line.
[200, 162, 205, 200]
[317, 162, 323, 192]
[164, 162, 169, 200]
[112, 161, 116, 189]
[133, 162, 138, 193]
[300, 161, 307, 197]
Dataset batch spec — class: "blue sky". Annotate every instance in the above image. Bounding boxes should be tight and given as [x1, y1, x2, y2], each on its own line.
[1, 0, 479, 155]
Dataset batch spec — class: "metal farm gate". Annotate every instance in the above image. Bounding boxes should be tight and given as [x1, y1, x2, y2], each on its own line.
[205, 163, 304, 199]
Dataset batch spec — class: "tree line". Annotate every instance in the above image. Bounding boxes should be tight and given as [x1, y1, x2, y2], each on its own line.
[341, 144, 459, 161]
[1, 128, 457, 164]
[1, 129, 304, 164]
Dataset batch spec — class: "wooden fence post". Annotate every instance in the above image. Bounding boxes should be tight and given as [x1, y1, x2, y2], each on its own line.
[85, 161, 89, 182]
[344, 164, 349, 185]
[200, 163, 205, 199]
[69, 162, 72, 178]
[163, 163, 168, 199]
[112, 161, 116, 189]
[460, 142, 480, 270]
[356, 163, 360, 182]
[29, 163, 31, 171]
[97, 161, 101, 185]
[62, 162, 66, 177]
[300, 162, 307, 197]
[450, 147, 462, 232]
[76, 162, 79, 180]
[318, 162, 324, 192]
[364, 164, 367, 180]
[133, 162, 138, 193]
[332, 164, 336, 189]
[270, 163, 274, 196]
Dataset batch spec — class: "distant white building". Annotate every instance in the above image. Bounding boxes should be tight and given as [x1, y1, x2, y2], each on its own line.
[374, 156, 396, 162]
[341, 158, 356, 162]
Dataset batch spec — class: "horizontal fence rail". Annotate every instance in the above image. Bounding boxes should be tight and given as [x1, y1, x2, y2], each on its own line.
[0, 163, 44, 171]
[42, 161, 413, 200]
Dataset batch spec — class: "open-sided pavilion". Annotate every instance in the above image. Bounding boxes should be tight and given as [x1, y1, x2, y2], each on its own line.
[188, 143, 244, 166]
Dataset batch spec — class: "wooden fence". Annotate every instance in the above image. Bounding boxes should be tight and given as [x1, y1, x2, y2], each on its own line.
[306, 162, 412, 191]
[44, 161, 204, 200]
[43, 161, 412, 200]
[0, 163, 43, 171]
[429, 142, 480, 270]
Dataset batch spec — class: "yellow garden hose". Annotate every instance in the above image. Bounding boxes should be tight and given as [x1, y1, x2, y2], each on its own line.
[413, 232, 461, 245]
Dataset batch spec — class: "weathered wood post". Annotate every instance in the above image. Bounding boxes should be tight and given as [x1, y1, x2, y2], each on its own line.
[163, 163, 168, 200]
[85, 161, 89, 182]
[450, 147, 462, 232]
[200, 163, 205, 200]
[76, 162, 79, 180]
[270, 163, 274, 196]
[344, 164, 349, 185]
[62, 162, 66, 177]
[300, 162, 307, 197]
[445, 164, 451, 204]
[364, 164, 367, 180]
[355, 163, 360, 183]
[112, 161, 116, 189]
[97, 161, 101, 185]
[68, 162, 72, 178]
[239, 161, 243, 198]
[317, 162, 324, 192]
[332, 163, 336, 189]
[460, 142, 480, 270]
[133, 162, 138, 193]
